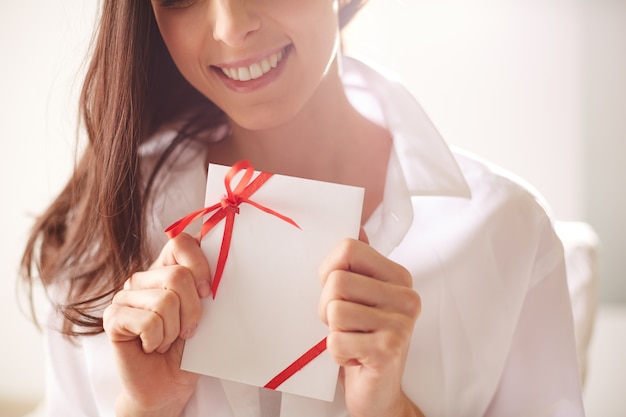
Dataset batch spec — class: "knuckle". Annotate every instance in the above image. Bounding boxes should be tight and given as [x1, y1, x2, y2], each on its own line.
[407, 288, 422, 318]
[123, 276, 132, 290]
[156, 288, 180, 311]
[123, 272, 141, 289]
[327, 270, 350, 293]
[143, 310, 165, 335]
[142, 315, 165, 352]
[164, 265, 194, 288]
[102, 304, 119, 332]
[167, 232, 193, 249]
[398, 287, 421, 319]
[325, 331, 338, 356]
[184, 298, 203, 324]
[326, 239, 358, 269]
[395, 264, 413, 288]
[326, 299, 344, 325]
[408, 289, 422, 318]
[110, 290, 124, 305]
[338, 237, 359, 256]
[325, 331, 347, 362]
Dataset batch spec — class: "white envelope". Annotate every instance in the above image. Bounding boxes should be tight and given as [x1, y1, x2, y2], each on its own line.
[181, 163, 364, 402]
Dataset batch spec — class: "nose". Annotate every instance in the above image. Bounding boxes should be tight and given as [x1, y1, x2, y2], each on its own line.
[211, 0, 261, 47]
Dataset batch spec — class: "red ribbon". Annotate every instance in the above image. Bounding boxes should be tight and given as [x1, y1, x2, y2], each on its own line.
[263, 337, 328, 390]
[165, 160, 299, 298]
[165, 160, 328, 391]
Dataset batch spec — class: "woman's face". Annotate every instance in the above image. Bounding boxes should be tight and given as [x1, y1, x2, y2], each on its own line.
[151, 0, 341, 130]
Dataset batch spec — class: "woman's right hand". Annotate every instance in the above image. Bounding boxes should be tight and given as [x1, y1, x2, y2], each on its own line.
[103, 233, 211, 417]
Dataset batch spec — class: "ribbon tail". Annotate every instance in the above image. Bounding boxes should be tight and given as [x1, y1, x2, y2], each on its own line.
[264, 337, 328, 390]
[211, 211, 236, 298]
[165, 204, 219, 239]
[245, 200, 300, 229]
[200, 207, 229, 240]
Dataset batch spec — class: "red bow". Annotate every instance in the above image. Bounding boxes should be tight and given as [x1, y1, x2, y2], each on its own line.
[165, 160, 300, 298]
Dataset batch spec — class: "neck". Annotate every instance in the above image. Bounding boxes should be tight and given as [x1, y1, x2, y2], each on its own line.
[206, 57, 392, 222]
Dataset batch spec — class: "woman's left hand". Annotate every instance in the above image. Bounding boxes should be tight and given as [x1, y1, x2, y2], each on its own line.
[318, 235, 423, 417]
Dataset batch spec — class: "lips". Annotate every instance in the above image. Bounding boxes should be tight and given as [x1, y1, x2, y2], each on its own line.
[218, 48, 286, 82]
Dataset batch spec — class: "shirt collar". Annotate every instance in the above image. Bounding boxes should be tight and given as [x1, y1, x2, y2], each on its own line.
[342, 56, 471, 199]
[342, 56, 471, 255]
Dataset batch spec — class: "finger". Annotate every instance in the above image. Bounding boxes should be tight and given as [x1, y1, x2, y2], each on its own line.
[318, 271, 420, 324]
[325, 302, 417, 368]
[104, 303, 167, 354]
[319, 238, 413, 288]
[111, 288, 184, 352]
[326, 299, 383, 332]
[327, 328, 409, 369]
[325, 298, 416, 332]
[123, 266, 203, 338]
[154, 233, 212, 299]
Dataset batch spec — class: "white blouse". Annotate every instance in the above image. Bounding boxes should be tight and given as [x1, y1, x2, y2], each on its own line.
[37, 57, 585, 417]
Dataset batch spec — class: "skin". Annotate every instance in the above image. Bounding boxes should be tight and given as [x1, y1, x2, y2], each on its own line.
[103, 0, 424, 416]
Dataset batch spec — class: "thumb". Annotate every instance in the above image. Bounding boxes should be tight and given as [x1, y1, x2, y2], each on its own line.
[155, 232, 212, 298]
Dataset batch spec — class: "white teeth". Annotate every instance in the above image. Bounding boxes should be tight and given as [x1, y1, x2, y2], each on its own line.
[238, 67, 251, 81]
[260, 58, 271, 73]
[220, 49, 284, 82]
[269, 53, 278, 68]
[249, 63, 263, 79]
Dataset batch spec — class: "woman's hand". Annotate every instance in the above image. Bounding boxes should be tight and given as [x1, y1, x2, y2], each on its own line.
[103, 233, 211, 417]
[318, 235, 424, 417]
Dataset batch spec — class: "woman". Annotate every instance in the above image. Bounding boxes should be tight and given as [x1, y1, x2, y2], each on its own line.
[21, 1, 585, 416]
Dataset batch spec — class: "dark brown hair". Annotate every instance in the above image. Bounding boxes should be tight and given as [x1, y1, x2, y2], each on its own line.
[20, 0, 367, 336]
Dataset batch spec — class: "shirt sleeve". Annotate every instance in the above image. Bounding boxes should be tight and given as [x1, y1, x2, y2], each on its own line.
[38, 317, 101, 417]
[484, 218, 586, 417]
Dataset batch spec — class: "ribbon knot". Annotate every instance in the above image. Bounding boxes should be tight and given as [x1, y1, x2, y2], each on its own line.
[165, 160, 299, 298]
[220, 196, 241, 213]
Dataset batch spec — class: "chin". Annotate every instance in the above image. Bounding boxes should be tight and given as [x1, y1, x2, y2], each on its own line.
[231, 107, 301, 132]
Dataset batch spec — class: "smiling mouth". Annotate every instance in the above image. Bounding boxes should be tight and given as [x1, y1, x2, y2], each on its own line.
[218, 48, 286, 82]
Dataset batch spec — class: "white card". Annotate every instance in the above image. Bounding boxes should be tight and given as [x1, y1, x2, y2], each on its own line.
[181, 163, 364, 402]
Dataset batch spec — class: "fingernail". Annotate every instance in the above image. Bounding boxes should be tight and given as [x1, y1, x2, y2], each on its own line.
[197, 281, 211, 299]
